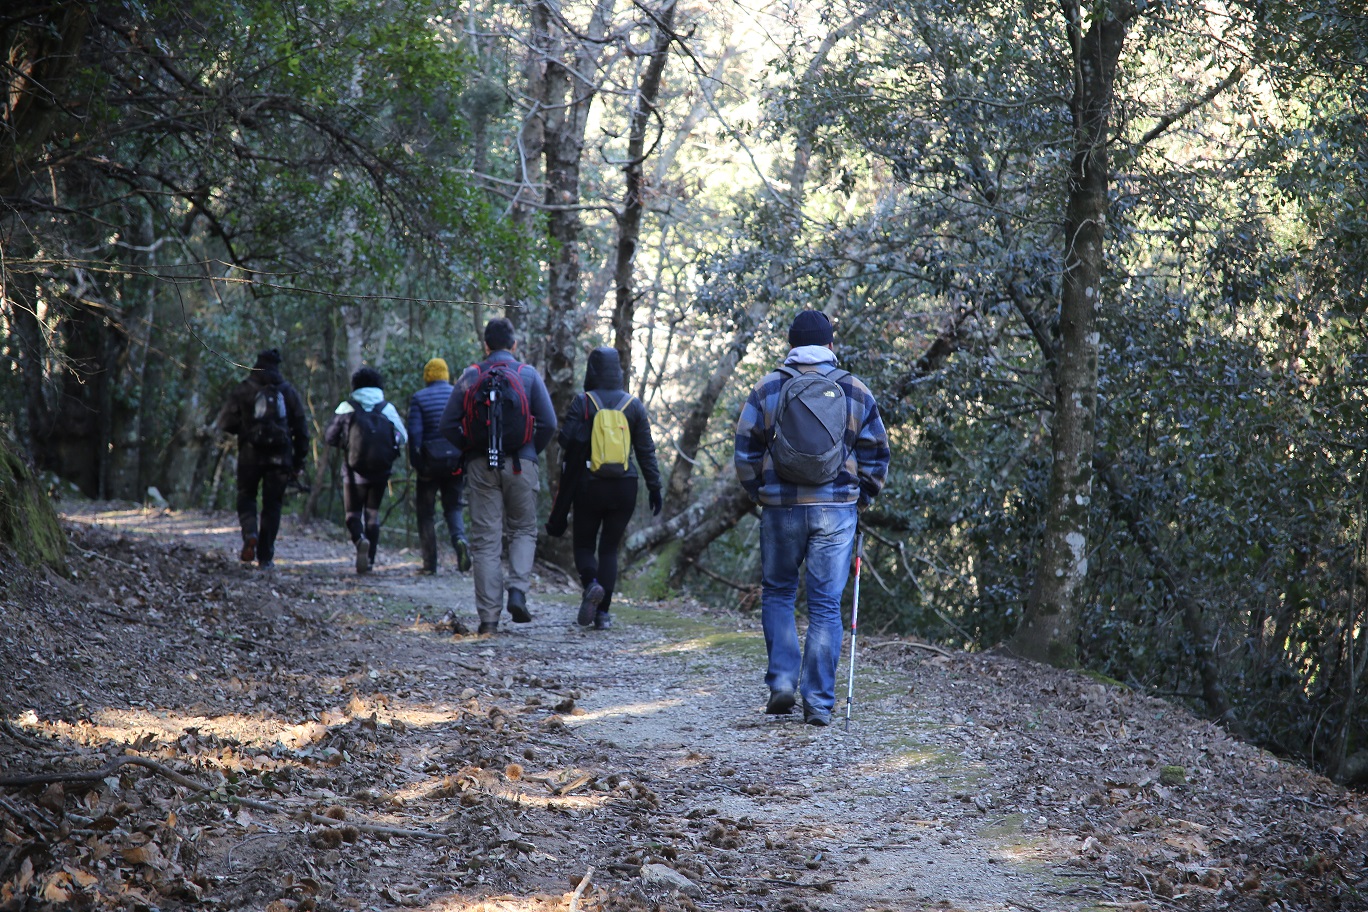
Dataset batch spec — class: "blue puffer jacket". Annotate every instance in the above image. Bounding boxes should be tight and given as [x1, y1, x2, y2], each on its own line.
[408, 379, 455, 466]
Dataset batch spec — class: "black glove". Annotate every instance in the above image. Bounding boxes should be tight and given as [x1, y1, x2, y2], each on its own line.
[545, 514, 568, 538]
[649, 487, 663, 516]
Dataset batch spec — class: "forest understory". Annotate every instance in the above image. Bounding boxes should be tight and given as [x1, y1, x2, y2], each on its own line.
[0, 505, 1365, 912]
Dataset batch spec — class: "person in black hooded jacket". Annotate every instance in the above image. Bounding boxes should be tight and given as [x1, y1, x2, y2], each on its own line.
[215, 348, 310, 568]
[546, 347, 663, 629]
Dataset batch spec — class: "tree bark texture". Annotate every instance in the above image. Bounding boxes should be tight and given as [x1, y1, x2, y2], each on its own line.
[0, 4, 90, 199]
[1009, 1, 1131, 667]
[105, 202, 158, 501]
[611, 0, 678, 386]
[537, 0, 617, 492]
[509, 0, 550, 331]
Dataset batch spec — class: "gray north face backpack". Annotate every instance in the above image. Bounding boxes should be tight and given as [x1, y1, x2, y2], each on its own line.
[769, 365, 851, 485]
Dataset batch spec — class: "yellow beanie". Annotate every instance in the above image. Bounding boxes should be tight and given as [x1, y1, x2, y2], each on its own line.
[423, 358, 450, 383]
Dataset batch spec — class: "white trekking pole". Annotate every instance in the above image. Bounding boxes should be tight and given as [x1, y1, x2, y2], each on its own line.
[844, 527, 864, 732]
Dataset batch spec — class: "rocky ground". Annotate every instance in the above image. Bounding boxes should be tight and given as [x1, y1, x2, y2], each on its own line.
[1, 504, 1366, 911]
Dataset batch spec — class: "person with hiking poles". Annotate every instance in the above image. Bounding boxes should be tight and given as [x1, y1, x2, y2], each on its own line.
[438, 318, 557, 635]
[734, 310, 890, 726]
[407, 357, 471, 575]
[215, 347, 311, 569]
[324, 366, 407, 574]
[546, 346, 664, 630]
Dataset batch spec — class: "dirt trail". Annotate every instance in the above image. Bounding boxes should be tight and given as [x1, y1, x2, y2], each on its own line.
[3, 505, 1363, 912]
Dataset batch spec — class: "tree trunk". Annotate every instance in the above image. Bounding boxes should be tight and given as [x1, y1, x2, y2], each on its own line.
[537, 0, 618, 491]
[508, 0, 550, 332]
[611, 0, 677, 386]
[105, 202, 158, 501]
[0, 5, 90, 200]
[1009, 1, 1131, 667]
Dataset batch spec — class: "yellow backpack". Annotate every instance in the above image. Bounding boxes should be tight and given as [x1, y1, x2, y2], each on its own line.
[586, 391, 634, 477]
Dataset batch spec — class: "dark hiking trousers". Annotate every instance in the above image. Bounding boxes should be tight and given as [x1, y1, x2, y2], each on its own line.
[237, 462, 291, 562]
[416, 473, 466, 570]
[343, 479, 387, 563]
[572, 477, 638, 613]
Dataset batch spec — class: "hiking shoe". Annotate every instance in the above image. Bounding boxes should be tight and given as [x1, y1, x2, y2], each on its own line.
[577, 580, 605, 627]
[477, 621, 498, 635]
[766, 690, 797, 715]
[240, 536, 257, 563]
[417, 564, 437, 575]
[593, 610, 612, 630]
[803, 703, 831, 727]
[258, 559, 274, 570]
[507, 589, 532, 623]
[355, 538, 370, 574]
[454, 538, 472, 573]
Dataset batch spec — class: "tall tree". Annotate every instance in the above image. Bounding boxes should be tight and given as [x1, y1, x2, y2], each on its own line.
[1009, 0, 1136, 666]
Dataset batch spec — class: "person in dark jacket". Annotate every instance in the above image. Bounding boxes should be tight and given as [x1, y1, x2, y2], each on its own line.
[439, 318, 557, 634]
[407, 357, 470, 574]
[215, 348, 310, 569]
[546, 346, 663, 630]
[324, 366, 408, 574]
[734, 310, 890, 727]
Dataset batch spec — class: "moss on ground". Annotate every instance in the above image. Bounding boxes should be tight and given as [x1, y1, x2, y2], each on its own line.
[0, 437, 66, 572]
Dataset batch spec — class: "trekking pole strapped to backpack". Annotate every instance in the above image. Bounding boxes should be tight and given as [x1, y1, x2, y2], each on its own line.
[844, 527, 864, 732]
[461, 362, 534, 473]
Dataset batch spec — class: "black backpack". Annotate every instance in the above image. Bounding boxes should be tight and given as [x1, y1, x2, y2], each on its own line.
[460, 362, 534, 470]
[244, 383, 292, 463]
[768, 366, 851, 485]
[346, 399, 400, 478]
[420, 438, 463, 477]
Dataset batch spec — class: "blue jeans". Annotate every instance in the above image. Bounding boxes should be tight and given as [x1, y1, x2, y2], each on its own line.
[760, 504, 858, 717]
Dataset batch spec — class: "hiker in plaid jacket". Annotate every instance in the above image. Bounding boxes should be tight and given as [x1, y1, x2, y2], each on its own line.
[733, 309, 891, 726]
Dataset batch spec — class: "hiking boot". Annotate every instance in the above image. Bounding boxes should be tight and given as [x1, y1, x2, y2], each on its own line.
[355, 537, 370, 574]
[577, 580, 605, 627]
[593, 610, 612, 630]
[477, 621, 499, 635]
[258, 559, 274, 570]
[802, 702, 831, 727]
[240, 536, 257, 563]
[507, 589, 532, 623]
[417, 563, 437, 575]
[454, 538, 472, 573]
[766, 690, 797, 715]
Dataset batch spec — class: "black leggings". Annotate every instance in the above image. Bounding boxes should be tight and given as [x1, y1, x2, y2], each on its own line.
[572, 477, 638, 613]
[343, 480, 386, 560]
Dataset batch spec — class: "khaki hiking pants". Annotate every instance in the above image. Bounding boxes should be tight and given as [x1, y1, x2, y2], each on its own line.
[465, 459, 540, 623]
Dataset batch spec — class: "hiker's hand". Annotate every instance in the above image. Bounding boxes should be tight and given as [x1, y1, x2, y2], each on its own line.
[649, 487, 663, 516]
[857, 490, 871, 511]
[545, 516, 567, 538]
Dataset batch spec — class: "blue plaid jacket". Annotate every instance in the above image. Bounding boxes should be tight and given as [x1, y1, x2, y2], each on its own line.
[734, 358, 891, 507]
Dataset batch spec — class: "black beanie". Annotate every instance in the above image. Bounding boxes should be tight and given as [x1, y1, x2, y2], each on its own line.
[254, 348, 282, 368]
[788, 310, 833, 347]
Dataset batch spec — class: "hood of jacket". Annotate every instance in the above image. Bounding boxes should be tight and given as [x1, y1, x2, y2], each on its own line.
[338, 386, 386, 412]
[584, 347, 624, 391]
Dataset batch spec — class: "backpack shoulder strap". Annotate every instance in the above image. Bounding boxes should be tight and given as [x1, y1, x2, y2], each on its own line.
[776, 365, 801, 381]
[825, 368, 851, 384]
[586, 391, 602, 412]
